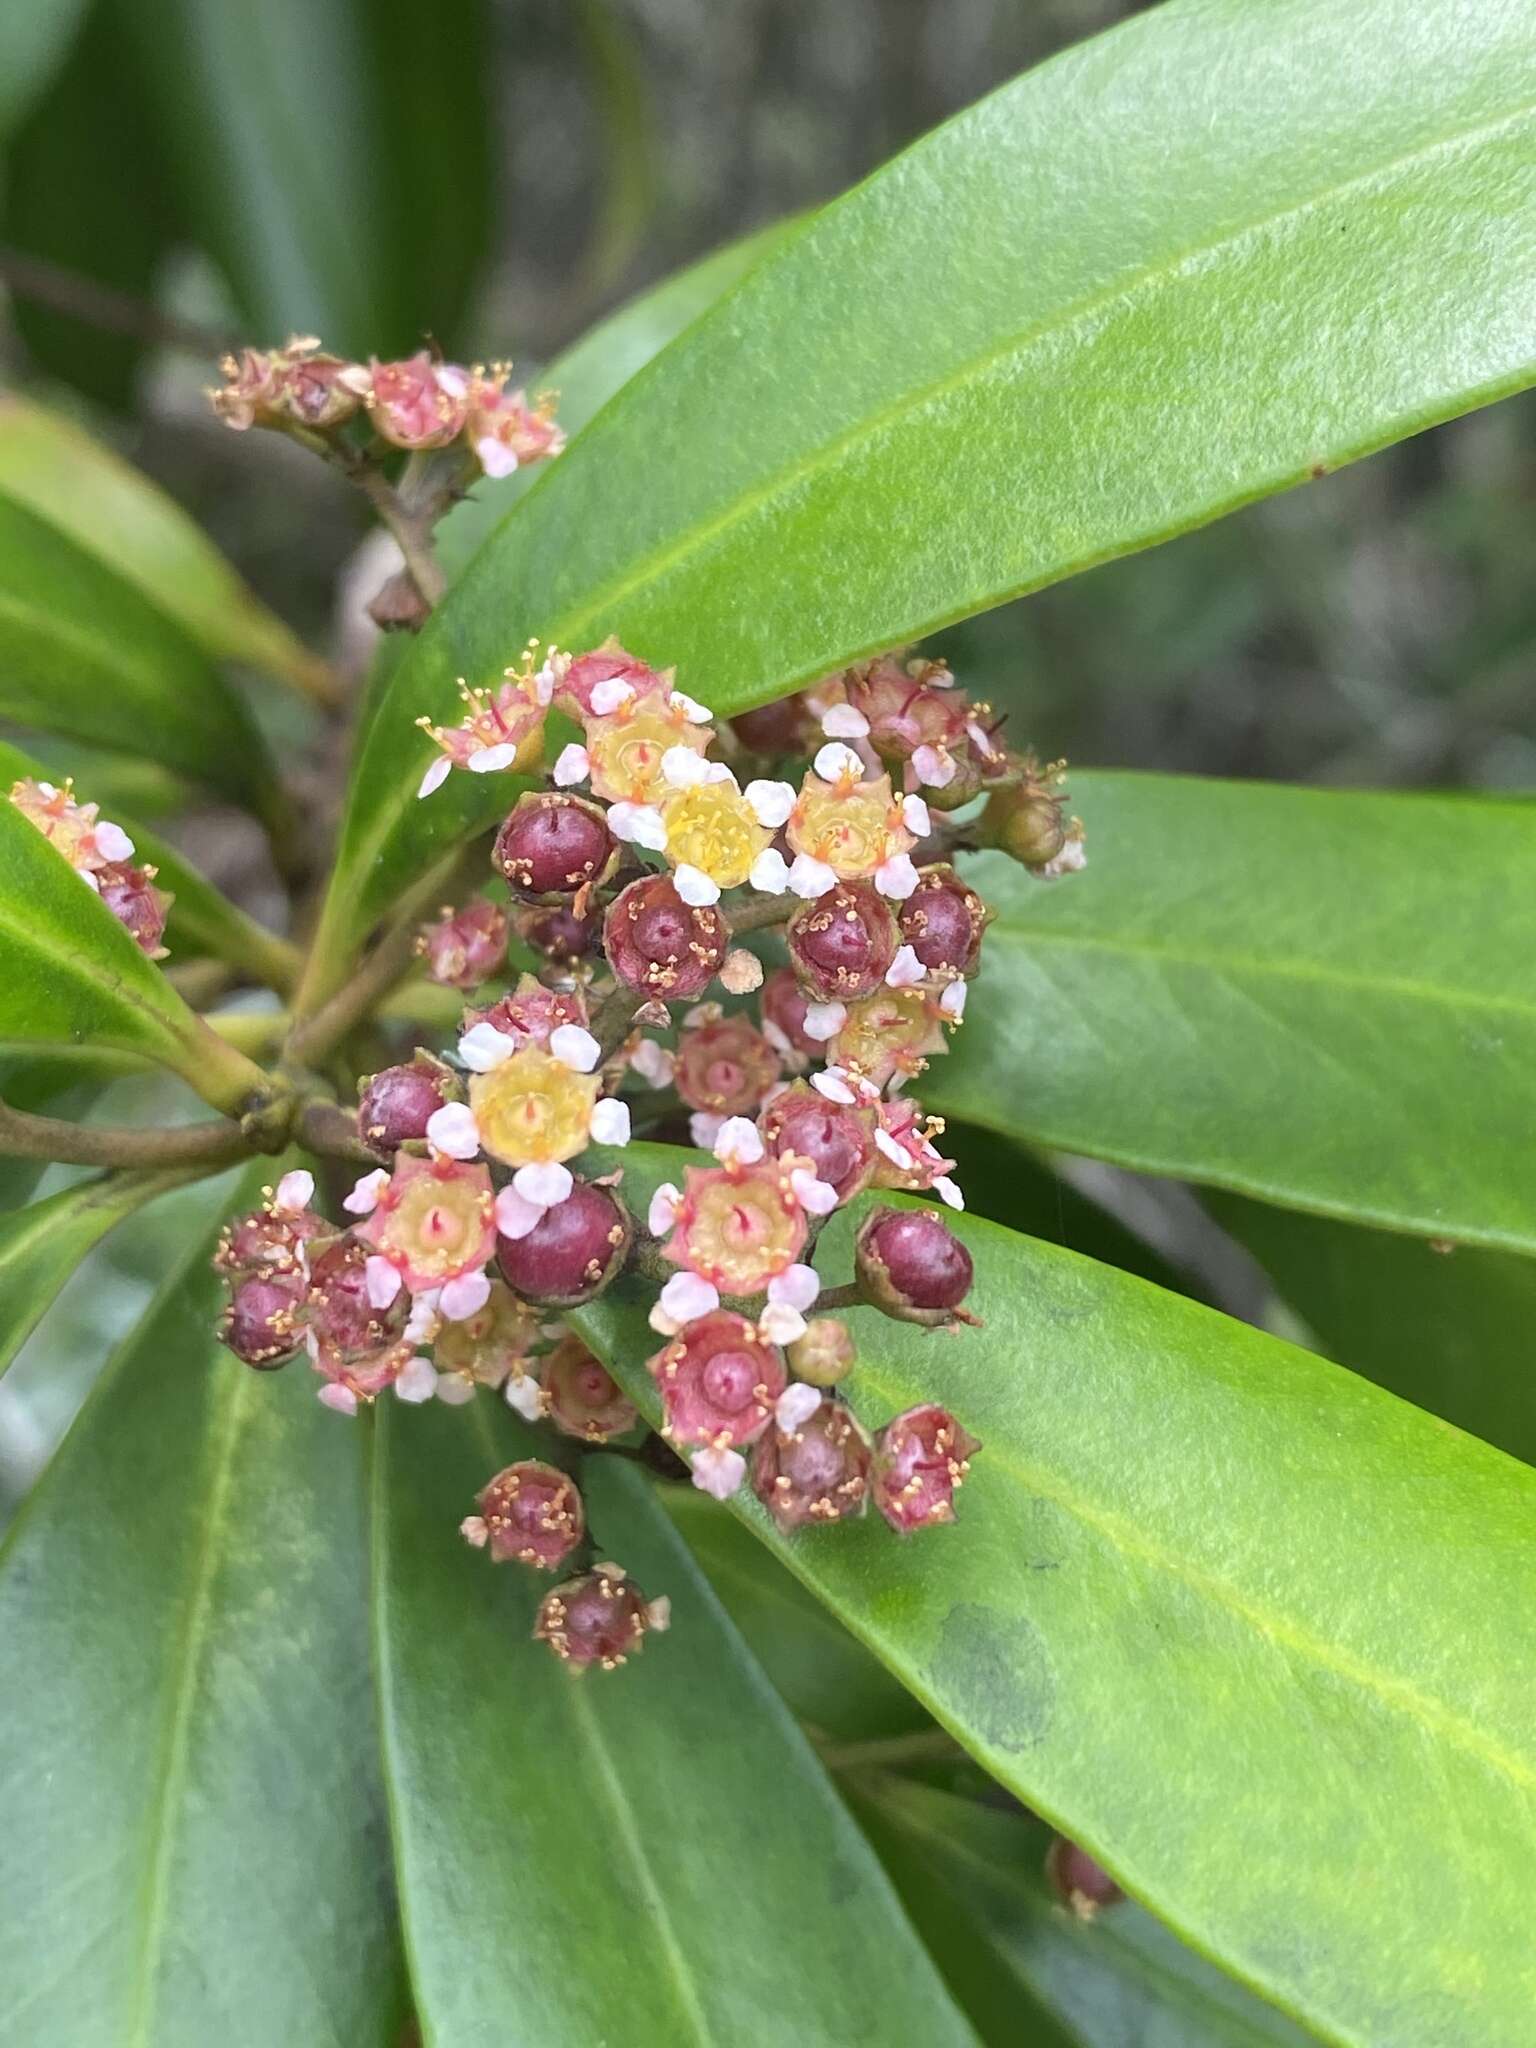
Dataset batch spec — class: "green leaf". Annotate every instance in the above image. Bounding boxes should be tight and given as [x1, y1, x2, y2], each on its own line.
[850, 1775, 1313, 2048]
[0, 1053, 112, 1209]
[0, 493, 287, 822]
[370, 1397, 975, 2044]
[0, 0, 88, 134]
[0, 1172, 186, 1381]
[0, 397, 332, 700]
[1208, 1192, 1536, 1467]
[0, 1163, 403, 2046]
[924, 777, 1536, 1254]
[0, 799, 275, 1115]
[325, 0, 1536, 970]
[571, 1143, 1536, 2048]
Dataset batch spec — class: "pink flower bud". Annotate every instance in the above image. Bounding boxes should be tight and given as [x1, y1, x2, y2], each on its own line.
[544, 1332, 638, 1442]
[786, 1316, 856, 1386]
[277, 347, 364, 431]
[94, 860, 171, 957]
[603, 874, 729, 1001]
[210, 346, 281, 430]
[494, 1179, 632, 1306]
[515, 903, 600, 963]
[855, 1206, 976, 1325]
[872, 1402, 980, 1534]
[786, 880, 898, 1002]
[492, 790, 618, 903]
[214, 1194, 328, 1280]
[306, 1236, 411, 1394]
[1045, 1838, 1125, 1918]
[357, 1055, 455, 1151]
[981, 760, 1075, 870]
[833, 654, 968, 769]
[418, 899, 508, 989]
[468, 1460, 584, 1571]
[647, 1309, 786, 1448]
[674, 1014, 782, 1118]
[897, 863, 991, 978]
[534, 1563, 663, 1670]
[366, 351, 469, 449]
[757, 1081, 877, 1204]
[752, 1394, 872, 1529]
[554, 640, 671, 720]
[219, 1273, 305, 1368]
[466, 376, 565, 477]
[466, 974, 590, 1054]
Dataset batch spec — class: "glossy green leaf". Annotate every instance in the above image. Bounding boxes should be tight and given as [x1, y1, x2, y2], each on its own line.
[0, 494, 286, 820]
[0, 799, 274, 1114]
[371, 1398, 974, 2045]
[0, 397, 331, 699]
[1209, 1192, 1536, 1466]
[0, 1053, 114, 1209]
[850, 1776, 1313, 2048]
[571, 1143, 1536, 2048]
[0, 1171, 186, 1380]
[325, 0, 1536, 973]
[0, 0, 87, 133]
[925, 776, 1536, 1254]
[0, 1164, 403, 2046]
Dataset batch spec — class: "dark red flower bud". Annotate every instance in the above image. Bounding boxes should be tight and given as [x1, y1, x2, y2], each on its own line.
[786, 881, 899, 1002]
[757, 1080, 877, 1203]
[729, 693, 816, 757]
[358, 1055, 454, 1151]
[872, 1402, 979, 1533]
[897, 864, 990, 978]
[787, 1316, 856, 1386]
[220, 1273, 305, 1368]
[855, 1206, 975, 1325]
[306, 1235, 409, 1375]
[603, 874, 729, 1000]
[495, 1179, 632, 1306]
[1045, 1837, 1125, 1919]
[534, 1563, 669, 1670]
[493, 790, 617, 902]
[418, 898, 508, 989]
[759, 966, 822, 1060]
[462, 1460, 584, 1571]
[544, 1332, 638, 1442]
[752, 1395, 871, 1529]
[515, 903, 600, 963]
[95, 861, 170, 957]
[675, 1014, 781, 1117]
[647, 1310, 786, 1447]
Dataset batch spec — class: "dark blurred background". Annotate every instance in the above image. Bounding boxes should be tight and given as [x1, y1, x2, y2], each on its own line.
[2, 0, 1532, 793]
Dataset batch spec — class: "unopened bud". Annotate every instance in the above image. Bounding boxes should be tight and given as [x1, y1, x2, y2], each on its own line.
[786, 1316, 856, 1386]
[787, 881, 898, 1002]
[493, 791, 618, 903]
[758, 1081, 877, 1203]
[604, 874, 729, 1001]
[855, 1205, 976, 1326]
[418, 899, 508, 989]
[897, 864, 990, 978]
[358, 1055, 456, 1152]
[220, 1273, 305, 1368]
[515, 903, 600, 964]
[1045, 1837, 1125, 1919]
[495, 1179, 632, 1306]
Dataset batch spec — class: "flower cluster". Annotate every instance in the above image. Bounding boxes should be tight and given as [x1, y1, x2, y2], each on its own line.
[214, 637, 1086, 1667]
[9, 777, 170, 956]
[210, 335, 565, 483]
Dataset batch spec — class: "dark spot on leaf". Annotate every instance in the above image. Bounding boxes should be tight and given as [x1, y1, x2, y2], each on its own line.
[929, 1604, 1055, 1752]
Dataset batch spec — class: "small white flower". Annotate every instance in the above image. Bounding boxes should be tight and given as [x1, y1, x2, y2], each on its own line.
[426, 1102, 482, 1159]
[810, 1068, 856, 1106]
[744, 778, 796, 828]
[749, 847, 790, 895]
[911, 744, 956, 789]
[775, 1381, 824, 1433]
[550, 1023, 601, 1072]
[689, 1110, 725, 1150]
[394, 1357, 439, 1404]
[439, 1269, 492, 1322]
[661, 746, 713, 789]
[713, 1117, 765, 1166]
[95, 821, 134, 862]
[814, 740, 865, 784]
[659, 1272, 719, 1324]
[630, 1039, 675, 1087]
[513, 1161, 573, 1209]
[935, 1176, 964, 1210]
[417, 755, 453, 799]
[940, 979, 968, 1019]
[789, 1167, 838, 1215]
[758, 1303, 807, 1346]
[670, 689, 713, 724]
[902, 794, 932, 837]
[274, 1169, 315, 1214]
[590, 677, 636, 715]
[769, 1263, 821, 1312]
[343, 1168, 390, 1216]
[690, 1444, 746, 1500]
[802, 1001, 846, 1043]
[875, 1126, 910, 1169]
[820, 705, 869, 739]
[435, 1372, 477, 1406]
[875, 853, 920, 900]
[589, 1097, 632, 1146]
[504, 1372, 546, 1421]
[365, 1256, 403, 1310]
[885, 944, 926, 989]
[607, 801, 668, 851]
[787, 853, 838, 899]
[318, 1383, 359, 1416]
[475, 437, 517, 479]
[494, 1184, 545, 1239]
[673, 863, 721, 907]
[468, 743, 518, 774]
[458, 1022, 517, 1072]
[648, 1182, 682, 1235]
[552, 742, 590, 786]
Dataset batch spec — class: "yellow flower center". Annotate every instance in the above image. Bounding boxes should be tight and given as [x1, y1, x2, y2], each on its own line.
[831, 989, 941, 1083]
[586, 706, 703, 804]
[661, 782, 768, 887]
[434, 1279, 538, 1383]
[682, 1166, 806, 1293]
[381, 1174, 492, 1281]
[788, 773, 902, 878]
[470, 1048, 599, 1166]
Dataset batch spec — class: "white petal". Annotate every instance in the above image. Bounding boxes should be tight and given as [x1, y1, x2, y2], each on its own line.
[660, 1272, 719, 1324]
[318, 1383, 359, 1416]
[940, 979, 968, 1019]
[875, 854, 920, 900]
[435, 1372, 477, 1406]
[404, 1295, 441, 1344]
[789, 1167, 839, 1216]
[673, 863, 721, 907]
[648, 1183, 682, 1235]
[775, 1381, 824, 1432]
[550, 1023, 601, 1072]
[343, 1168, 390, 1215]
[95, 821, 134, 862]
[514, 1161, 573, 1208]
[589, 1097, 632, 1146]
[468, 743, 518, 773]
[761, 1019, 792, 1054]
[802, 1001, 846, 1043]
[690, 1444, 746, 1500]
[821, 705, 869, 739]
[749, 847, 790, 895]
[365, 1256, 403, 1309]
[703, 760, 737, 785]
[967, 718, 1002, 761]
[935, 1176, 964, 1210]
[814, 740, 864, 783]
[713, 1117, 765, 1166]
[885, 944, 926, 989]
[607, 802, 668, 851]
[590, 677, 636, 715]
[475, 435, 518, 479]
[670, 690, 713, 724]
[439, 1268, 492, 1322]
[661, 745, 711, 788]
[494, 1184, 545, 1239]
[689, 1110, 725, 1150]
[457, 1022, 517, 1072]
[630, 1039, 675, 1087]
[875, 1126, 910, 1168]
[758, 1303, 807, 1346]
[417, 753, 454, 798]
[274, 1169, 315, 1213]
[552, 742, 590, 786]
[911, 744, 956, 789]
[648, 1302, 682, 1336]
[810, 1068, 856, 1106]
[76, 869, 99, 891]
[768, 1262, 821, 1311]
[744, 778, 796, 828]
[504, 1372, 546, 1421]
[394, 1356, 439, 1404]
[426, 1102, 482, 1159]
[532, 663, 557, 706]
[902, 794, 932, 837]
[435, 363, 469, 398]
[787, 853, 839, 899]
